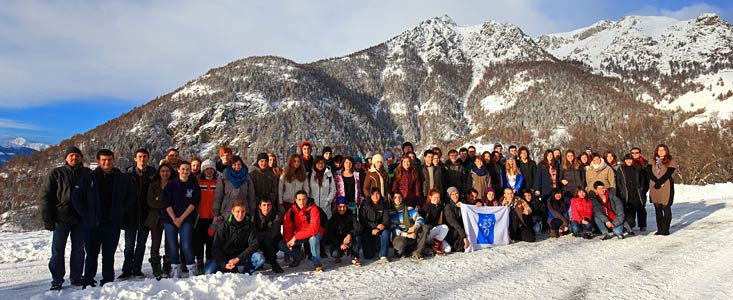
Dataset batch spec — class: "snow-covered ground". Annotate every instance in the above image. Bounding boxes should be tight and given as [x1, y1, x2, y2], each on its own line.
[1, 183, 732, 300]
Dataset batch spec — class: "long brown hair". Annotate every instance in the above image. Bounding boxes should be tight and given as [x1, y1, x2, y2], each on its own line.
[654, 144, 673, 165]
[283, 154, 306, 182]
[268, 152, 282, 176]
[394, 156, 417, 183]
[539, 150, 554, 169]
[505, 156, 519, 175]
[561, 150, 580, 170]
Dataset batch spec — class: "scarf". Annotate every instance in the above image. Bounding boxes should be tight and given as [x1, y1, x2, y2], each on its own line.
[395, 202, 412, 228]
[590, 160, 608, 172]
[634, 156, 645, 168]
[226, 165, 249, 189]
[655, 157, 663, 174]
[471, 165, 488, 176]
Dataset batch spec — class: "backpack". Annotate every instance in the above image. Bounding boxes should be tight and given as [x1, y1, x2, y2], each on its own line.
[289, 197, 328, 231]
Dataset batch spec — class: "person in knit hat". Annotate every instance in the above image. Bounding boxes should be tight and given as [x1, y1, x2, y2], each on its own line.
[216, 147, 233, 173]
[322, 146, 335, 170]
[192, 159, 218, 273]
[41, 146, 91, 290]
[250, 153, 278, 211]
[326, 196, 362, 266]
[363, 153, 390, 198]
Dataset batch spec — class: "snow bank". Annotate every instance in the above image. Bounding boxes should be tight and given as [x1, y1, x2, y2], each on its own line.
[30, 273, 286, 300]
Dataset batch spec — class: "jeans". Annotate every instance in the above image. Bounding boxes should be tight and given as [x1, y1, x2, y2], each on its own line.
[330, 235, 361, 259]
[361, 229, 390, 259]
[83, 223, 121, 284]
[163, 222, 195, 265]
[570, 221, 594, 233]
[122, 225, 149, 273]
[203, 252, 265, 275]
[278, 233, 322, 265]
[149, 223, 164, 257]
[594, 217, 624, 236]
[49, 222, 85, 285]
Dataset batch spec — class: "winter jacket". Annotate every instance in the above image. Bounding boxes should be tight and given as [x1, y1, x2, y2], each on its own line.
[72, 167, 136, 227]
[363, 167, 389, 198]
[326, 210, 361, 246]
[124, 165, 157, 229]
[335, 171, 362, 205]
[214, 171, 256, 219]
[444, 201, 466, 239]
[502, 171, 524, 193]
[392, 168, 422, 207]
[444, 161, 470, 195]
[41, 163, 91, 224]
[547, 197, 570, 227]
[282, 203, 324, 242]
[307, 169, 336, 218]
[419, 203, 444, 226]
[570, 197, 594, 223]
[591, 192, 625, 227]
[470, 170, 491, 199]
[278, 175, 308, 208]
[249, 167, 279, 206]
[533, 163, 557, 199]
[197, 173, 218, 219]
[145, 180, 165, 229]
[160, 177, 201, 225]
[518, 159, 537, 191]
[252, 209, 282, 241]
[390, 206, 425, 237]
[358, 198, 391, 231]
[212, 215, 259, 269]
[585, 161, 616, 193]
[559, 165, 585, 196]
[618, 164, 643, 204]
[646, 160, 677, 206]
[501, 196, 532, 223]
[420, 165, 445, 200]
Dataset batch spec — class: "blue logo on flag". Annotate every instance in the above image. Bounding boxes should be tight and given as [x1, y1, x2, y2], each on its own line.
[477, 213, 496, 244]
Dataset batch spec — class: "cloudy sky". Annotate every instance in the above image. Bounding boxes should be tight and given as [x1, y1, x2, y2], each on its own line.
[1, 0, 732, 144]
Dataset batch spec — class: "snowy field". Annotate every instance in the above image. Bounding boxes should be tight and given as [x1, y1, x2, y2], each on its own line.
[1, 183, 732, 300]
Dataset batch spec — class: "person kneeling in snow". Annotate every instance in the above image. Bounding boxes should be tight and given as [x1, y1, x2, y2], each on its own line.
[326, 196, 362, 266]
[419, 189, 452, 255]
[279, 190, 325, 272]
[205, 200, 264, 275]
[591, 181, 626, 240]
[390, 191, 427, 260]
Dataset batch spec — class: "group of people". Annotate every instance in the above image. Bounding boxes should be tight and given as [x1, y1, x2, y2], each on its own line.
[40, 141, 677, 291]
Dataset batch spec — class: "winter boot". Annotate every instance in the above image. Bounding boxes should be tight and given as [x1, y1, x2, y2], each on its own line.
[271, 261, 284, 273]
[432, 239, 445, 256]
[180, 263, 189, 273]
[549, 229, 558, 238]
[170, 264, 182, 279]
[162, 256, 172, 278]
[149, 256, 162, 280]
[196, 261, 205, 275]
[187, 264, 199, 277]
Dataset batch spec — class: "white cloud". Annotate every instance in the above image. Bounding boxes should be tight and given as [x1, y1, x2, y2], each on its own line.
[631, 2, 731, 20]
[0, 119, 43, 130]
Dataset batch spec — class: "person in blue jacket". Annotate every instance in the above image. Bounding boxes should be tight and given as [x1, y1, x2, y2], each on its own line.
[502, 155, 524, 194]
[390, 191, 427, 260]
[161, 161, 201, 278]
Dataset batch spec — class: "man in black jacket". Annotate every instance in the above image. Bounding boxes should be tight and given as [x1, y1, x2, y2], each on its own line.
[327, 196, 362, 266]
[119, 148, 156, 279]
[252, 198, 283, 273]
[41, 146, 91, 290]
[72, 149, 136, 288]
[205, 201, 264, 274]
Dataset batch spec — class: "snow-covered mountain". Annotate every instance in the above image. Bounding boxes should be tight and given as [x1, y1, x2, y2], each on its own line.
[0, 137, 51, 152]
[1, 14, 732, 230]
[537, 13, 733, 124]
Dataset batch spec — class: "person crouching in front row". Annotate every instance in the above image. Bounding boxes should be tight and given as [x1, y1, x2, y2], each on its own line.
[205, 200, 264, 275]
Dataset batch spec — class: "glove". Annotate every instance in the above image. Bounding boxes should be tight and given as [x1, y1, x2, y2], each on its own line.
[44, 222, 56, 231]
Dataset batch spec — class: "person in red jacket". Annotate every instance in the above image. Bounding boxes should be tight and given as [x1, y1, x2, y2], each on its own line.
[570, 187, 594, 239]
[392, 156, 422, 208]
[279, 190, 325, 271]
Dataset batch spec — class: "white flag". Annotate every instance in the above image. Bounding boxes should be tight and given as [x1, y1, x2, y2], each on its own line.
[460, 204, 510, 252]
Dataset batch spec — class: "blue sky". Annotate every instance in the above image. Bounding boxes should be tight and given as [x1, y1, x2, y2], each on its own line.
[1, 0, 731, 144]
